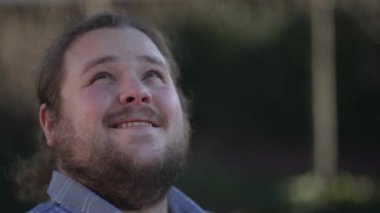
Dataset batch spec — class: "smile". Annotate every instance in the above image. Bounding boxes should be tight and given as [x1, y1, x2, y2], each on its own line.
[112, 121, 158, 129]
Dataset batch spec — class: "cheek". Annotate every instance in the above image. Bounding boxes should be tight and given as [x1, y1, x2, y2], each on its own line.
[62, 88, 114, 123]
[154, 88, 183, 120]
[84, 89, 112, 107]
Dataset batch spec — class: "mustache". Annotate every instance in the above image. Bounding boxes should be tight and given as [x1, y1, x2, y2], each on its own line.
[103, 105, 166, 127]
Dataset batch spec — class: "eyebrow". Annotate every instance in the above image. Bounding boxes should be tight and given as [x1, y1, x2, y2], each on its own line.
[137, 55, 167, 68]
[82, 55, 119, 76]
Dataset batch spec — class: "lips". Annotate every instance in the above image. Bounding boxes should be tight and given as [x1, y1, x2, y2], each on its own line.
[105, 106, 163, 129]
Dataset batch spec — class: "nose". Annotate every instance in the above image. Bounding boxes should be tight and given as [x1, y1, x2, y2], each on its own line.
[119, 78, 152, 106]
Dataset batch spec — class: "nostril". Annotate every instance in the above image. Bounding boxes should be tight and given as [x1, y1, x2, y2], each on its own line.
[141, 97, 149, 103]
[126, 97, 135, 103]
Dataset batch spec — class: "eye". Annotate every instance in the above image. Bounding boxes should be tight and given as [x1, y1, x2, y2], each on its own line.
[91, 72, 114, 84]
[142, 70, 163, 81]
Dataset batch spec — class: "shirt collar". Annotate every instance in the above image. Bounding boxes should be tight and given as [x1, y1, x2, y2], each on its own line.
[48, 171, 121, 213]
[168, 187, 205, 213]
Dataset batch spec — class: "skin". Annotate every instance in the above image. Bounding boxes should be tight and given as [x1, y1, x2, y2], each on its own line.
[39, 27, 186, 212]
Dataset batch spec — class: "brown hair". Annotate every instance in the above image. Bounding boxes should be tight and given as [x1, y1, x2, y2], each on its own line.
[14, 12, 188, 203]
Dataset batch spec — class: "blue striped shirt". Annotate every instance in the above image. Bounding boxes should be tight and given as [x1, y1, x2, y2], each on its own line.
[28, 171, 206, 213]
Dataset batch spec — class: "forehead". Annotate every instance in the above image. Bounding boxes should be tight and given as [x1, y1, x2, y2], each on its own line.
[63, 27, 167, 72]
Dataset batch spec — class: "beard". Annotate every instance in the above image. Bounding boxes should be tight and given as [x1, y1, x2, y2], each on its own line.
[51, 107, 190, 210]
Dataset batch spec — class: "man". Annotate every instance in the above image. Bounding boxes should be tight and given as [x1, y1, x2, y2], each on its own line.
[20, 13, 205, 213]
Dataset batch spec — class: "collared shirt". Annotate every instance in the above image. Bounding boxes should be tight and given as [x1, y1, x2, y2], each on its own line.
[27, 171, 206, 213]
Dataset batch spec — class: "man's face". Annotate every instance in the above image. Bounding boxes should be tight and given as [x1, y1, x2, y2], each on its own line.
[42, 27, 189, 209]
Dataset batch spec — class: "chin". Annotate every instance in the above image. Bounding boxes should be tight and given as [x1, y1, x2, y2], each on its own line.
[119, 141, 165, 165]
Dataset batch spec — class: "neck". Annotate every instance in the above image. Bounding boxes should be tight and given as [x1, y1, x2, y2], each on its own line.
[122, 197, 168, 213]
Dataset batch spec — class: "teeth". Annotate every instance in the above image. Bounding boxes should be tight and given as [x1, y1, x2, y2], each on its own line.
[117, 121, 152, 128]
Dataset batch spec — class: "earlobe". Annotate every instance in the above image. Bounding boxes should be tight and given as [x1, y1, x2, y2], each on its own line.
[39, 104, 56, 147]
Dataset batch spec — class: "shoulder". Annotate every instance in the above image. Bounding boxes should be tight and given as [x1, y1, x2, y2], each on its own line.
[27, 201, 71, 213]
[168, 187, 208, 213]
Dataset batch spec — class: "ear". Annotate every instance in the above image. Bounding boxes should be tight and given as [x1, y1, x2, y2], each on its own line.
[39, 103, 56, 147]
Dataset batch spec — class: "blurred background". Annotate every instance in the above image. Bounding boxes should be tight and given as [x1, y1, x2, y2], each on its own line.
[0, 0, 379, 212]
